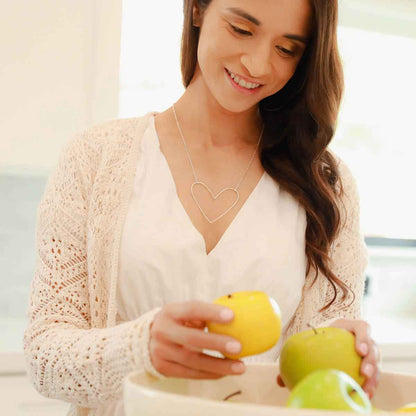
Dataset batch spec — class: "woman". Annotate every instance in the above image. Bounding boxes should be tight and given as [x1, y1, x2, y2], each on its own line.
[23, 1, 380, 415]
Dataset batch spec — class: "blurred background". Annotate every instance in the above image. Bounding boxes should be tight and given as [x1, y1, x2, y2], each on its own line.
[1, 0, 415, 413]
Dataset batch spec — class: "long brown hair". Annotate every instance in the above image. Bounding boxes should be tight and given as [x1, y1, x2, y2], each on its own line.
[180, 0, 354, 313]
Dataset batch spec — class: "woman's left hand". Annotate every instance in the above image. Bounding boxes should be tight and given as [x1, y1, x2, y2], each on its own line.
[276, 318, 381, 400]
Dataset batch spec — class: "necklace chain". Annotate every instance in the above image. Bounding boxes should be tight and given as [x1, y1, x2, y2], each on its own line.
[171, 104, 264, 223]
[171, 104, 264, 190]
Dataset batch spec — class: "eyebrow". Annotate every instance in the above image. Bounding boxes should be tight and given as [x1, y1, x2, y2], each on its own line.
[227, 7, 261, 25]
[226, 7, 309, 45]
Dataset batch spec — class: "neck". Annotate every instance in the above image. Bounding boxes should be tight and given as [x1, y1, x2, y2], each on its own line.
[173, 68, 263, 152]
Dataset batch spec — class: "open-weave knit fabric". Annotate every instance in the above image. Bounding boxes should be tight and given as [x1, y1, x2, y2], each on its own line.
[23, 112, 368, 415]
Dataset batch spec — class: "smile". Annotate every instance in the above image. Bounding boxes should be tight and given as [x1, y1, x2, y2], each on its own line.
[225, 68, 263, 95]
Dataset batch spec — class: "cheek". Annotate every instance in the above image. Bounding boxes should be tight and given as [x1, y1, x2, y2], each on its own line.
[197, 38, 219, 74]
[281, 60, 299, 80]
[197, 26, 236, 73]
[277, 60, 300, 83]
[268, 63, 299, 95]
[197, 43, 221, 83]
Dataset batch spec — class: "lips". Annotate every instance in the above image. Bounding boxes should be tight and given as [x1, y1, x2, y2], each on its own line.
[224, 68, 263, 95]
[225, 68, 264, 86]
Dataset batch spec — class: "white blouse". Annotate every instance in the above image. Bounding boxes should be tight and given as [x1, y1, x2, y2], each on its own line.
[106, 112, 308, 415]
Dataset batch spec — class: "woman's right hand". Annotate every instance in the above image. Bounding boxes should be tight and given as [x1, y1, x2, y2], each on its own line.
[148, 300, 246, 379]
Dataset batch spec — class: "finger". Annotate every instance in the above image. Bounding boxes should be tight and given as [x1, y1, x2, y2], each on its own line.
[360, 341, 377, 379]
[162, 319, 242, 356]
[165, 300, 235, 324]
[183, 320, 206, 348]
[360, 341, 380, 398]
[351, 322, 372, 357]
[156, 338, 246, 376]
[362, 364, 381, 400]
[157, 359, 224, 379]
[331, 319, 371, 357]
[332, 319, 371, 340]
[184, 319, 206, 330]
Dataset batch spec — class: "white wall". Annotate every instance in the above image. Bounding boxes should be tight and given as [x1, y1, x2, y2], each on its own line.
[1, 0, 415, 172]
[339, 0, 416, 38]
[0, 0, 122, 172]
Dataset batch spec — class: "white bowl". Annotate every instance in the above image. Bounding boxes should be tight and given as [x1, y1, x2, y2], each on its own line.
[123, 363, 416, 415]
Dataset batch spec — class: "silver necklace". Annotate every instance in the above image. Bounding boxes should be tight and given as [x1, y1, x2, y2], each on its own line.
[171, 104, 264, 224]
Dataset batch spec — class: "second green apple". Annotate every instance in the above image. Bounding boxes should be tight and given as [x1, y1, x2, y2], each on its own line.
[279, 326, 365, 389]
[286, 369, 372, 413]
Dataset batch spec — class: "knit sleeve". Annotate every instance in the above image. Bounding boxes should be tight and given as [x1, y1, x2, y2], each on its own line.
[22, 128, 164, 409]
[282, 155, 369, 340]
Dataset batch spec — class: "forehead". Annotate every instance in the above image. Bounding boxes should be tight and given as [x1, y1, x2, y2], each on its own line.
[211, 0, 313, 37]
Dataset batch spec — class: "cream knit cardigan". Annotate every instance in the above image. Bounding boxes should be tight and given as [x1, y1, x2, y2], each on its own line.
[23, 112, 368, 416]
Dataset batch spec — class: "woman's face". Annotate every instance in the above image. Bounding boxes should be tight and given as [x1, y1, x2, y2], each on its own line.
[193, 0, 313, 113]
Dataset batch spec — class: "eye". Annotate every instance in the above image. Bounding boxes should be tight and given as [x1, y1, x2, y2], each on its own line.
[229, 23, 252, 36]
[276, 46, 295, 57]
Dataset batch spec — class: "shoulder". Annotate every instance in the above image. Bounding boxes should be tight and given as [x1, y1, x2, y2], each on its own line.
[326, 149, 363, 231]
[327, 149, 354, 181]
[69, 112, 154, 153]
[57, 112, 155, 172]
[327, 149, 360, 198]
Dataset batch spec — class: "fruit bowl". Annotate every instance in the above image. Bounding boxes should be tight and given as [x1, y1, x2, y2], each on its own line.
[123, 363, 416, 415]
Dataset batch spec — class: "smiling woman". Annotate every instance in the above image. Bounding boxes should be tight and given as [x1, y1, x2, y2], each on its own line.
[22, 0, 373, 415]
[180, 0, 350, 312]
[182, 0, 313, 109]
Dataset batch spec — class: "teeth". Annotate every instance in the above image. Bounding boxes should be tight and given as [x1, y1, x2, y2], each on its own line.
[227, 69, 260, 89]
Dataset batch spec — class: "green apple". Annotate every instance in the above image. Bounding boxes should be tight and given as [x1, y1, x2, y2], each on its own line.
[286, 369, 372, 413]
[279, 326, 365, 389]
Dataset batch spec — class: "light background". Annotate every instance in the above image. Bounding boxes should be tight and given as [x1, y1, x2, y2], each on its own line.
[0, 0, 415, 369]
[0, 2, 415, 413]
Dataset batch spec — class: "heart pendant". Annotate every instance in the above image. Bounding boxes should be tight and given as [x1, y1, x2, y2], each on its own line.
[191, 181, 240, 224]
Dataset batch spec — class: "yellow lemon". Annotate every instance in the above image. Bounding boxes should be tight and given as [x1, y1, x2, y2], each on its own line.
[396, 403, 416, 413]
[207, 291, 281, 359]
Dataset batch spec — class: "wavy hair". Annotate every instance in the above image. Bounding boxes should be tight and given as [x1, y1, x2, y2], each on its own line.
[180, 0, 354, 313]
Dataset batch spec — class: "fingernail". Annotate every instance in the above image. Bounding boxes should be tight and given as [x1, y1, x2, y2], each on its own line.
[226, 341, 241, 354]
[231, 362, 245, 373]
[363, 363, 373, 377]
[360, 343, 368, 355]
[220, 309, 234, 321]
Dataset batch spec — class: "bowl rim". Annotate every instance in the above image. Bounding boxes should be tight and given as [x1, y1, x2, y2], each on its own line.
[124, 364, 416, 415]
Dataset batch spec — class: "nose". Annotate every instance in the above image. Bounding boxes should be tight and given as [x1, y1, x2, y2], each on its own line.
[240, 43, 273, 79]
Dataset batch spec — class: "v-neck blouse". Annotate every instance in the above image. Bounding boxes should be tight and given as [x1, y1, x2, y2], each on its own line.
[24, 108, 369, 416]
[116, 112, 307, 358]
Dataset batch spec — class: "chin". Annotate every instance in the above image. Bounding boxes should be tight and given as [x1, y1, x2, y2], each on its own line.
[203, 71, 264, 114]
[219, 101, 255, 114]
[214, 92, 262, 114]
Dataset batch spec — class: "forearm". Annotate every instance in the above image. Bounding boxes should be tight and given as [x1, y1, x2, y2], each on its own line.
[23, 307, 161, 408]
